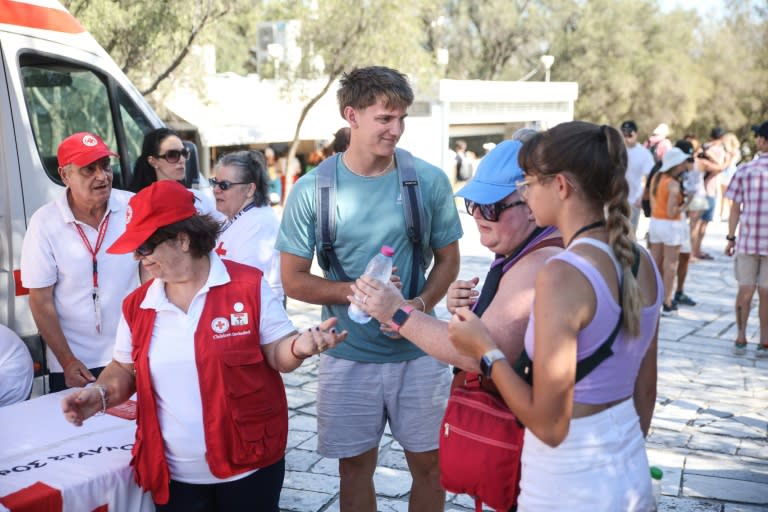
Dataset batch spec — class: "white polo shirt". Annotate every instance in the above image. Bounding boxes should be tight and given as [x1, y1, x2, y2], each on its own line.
[216, 205, 283, 300]
[113, 253, 294, 483]
[625, 144, 655, 205]
[20, 188, 139, 372]
[0, 324, 33, 406]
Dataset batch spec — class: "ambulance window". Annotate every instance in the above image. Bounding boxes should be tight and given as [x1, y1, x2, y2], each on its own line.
[20, 62, 117, 184]
[116, 87, 152, 182]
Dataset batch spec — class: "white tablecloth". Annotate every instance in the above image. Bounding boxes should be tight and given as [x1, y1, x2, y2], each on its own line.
[0, 391, 154, 512]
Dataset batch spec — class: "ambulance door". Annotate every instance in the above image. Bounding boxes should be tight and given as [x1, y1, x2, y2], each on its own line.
[0, 38, 25, 330]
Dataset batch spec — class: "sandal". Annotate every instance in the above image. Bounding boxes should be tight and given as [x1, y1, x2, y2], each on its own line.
[732, 342, 747, 355]
[698, 253, 714, 260]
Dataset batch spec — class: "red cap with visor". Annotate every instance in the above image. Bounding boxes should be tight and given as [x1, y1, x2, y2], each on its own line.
[107, 181, 196, 254]
[57, 132, 118, 168]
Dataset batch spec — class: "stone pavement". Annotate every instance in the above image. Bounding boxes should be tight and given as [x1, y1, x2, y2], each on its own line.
[279, 211, 768, 512]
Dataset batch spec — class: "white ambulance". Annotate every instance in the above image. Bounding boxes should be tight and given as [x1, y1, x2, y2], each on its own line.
[0, 0, 203, 387]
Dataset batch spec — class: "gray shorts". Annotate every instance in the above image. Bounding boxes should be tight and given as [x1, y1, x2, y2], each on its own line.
[316, 354, 451, 459]
[735, 253, 768, 288]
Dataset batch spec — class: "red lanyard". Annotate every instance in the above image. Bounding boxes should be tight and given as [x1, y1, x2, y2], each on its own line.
[73, 212, 111, 333]
[73, 212, 111, 290]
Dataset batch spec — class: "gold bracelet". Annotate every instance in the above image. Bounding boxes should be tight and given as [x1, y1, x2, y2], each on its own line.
[413, 295, 426, 312]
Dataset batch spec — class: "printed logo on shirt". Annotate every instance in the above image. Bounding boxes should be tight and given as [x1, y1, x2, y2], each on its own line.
[231, 312, 249, 326]
[211, 317, 230, 334]
[233, 302, 244, 312]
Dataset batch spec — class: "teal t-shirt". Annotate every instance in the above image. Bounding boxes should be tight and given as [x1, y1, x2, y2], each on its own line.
[276, 153, 463, 362]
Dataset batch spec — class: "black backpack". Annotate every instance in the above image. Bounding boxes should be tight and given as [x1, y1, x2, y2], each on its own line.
[314, 148, 426, 299]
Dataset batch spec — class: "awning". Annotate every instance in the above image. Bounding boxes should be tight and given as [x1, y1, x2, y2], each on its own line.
[164, 75, 344, 147]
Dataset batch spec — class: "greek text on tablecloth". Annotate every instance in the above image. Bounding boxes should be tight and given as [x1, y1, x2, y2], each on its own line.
[0, 444, 133, 476]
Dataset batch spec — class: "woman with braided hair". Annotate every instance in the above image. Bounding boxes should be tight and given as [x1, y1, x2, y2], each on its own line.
[448, 121, 662, 511]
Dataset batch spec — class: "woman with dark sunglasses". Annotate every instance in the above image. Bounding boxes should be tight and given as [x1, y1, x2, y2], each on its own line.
[129, 128, 222, 223]
[211, 150, 284, 302]
[61, 181, 347, 512]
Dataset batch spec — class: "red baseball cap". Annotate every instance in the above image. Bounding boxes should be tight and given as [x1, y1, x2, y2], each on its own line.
[107, 181, 197, 254]
[57, 132, 119, 168]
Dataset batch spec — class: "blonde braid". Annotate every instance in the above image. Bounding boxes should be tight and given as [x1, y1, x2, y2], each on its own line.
[606, 182, 642, 338]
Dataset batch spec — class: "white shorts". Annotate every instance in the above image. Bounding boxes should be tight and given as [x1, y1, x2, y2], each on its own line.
[316, 354, 451, 458]
[648, 218, 685, 247]
[518, 400, 653, 511]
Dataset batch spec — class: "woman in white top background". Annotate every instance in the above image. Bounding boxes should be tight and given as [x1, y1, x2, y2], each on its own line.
[212, 150, 284, 302]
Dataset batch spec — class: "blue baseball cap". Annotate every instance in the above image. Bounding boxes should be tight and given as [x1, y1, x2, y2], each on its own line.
[455, 140, 524, 204]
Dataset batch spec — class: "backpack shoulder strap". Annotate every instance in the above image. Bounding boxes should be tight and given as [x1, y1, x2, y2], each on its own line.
[395, 148, 426, 299]
[314, 155, 352, 280]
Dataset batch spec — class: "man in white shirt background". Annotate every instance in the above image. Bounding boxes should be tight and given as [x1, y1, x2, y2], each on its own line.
[621, 120, 655, 239]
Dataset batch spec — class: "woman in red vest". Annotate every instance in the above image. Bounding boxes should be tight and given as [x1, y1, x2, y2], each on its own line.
[61, 180, 347, 512]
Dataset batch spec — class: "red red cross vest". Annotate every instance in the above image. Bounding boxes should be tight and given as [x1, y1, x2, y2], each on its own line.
[123, 260, 288, 504]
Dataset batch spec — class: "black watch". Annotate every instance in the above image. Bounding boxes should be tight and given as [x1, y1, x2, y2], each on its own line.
[390, 305, 414, 333]
[480, 349, 506, 379]
[726, 235, 736, 242]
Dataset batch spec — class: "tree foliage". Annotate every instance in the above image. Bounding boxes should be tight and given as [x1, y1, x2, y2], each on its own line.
[63, 0, 248, 95]
[275, 0, 439, 195]
[67, 0, 768, 152]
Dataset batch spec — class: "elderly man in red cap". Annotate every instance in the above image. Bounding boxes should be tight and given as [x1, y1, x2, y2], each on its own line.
[20, 132, 139, 392]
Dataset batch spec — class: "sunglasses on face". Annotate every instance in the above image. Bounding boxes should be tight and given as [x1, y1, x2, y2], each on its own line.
[208, 178, 250, 191]
[156, 148, 190, 163]
[135, 233, 177, 257]
[464, 198, 526, 222]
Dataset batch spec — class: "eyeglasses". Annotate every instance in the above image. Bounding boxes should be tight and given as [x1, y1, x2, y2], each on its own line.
[75, 159, 112, 177]
[515, 177, 536, 198]
[209, 178, 251, 191]
[464, 198, 526, 222]
[135, 234, 176, 257]
[156, 148, 190, 163]
[516, 174, 573, 198]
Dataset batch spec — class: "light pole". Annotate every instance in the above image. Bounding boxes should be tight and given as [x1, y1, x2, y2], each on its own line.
[540, 55, 555, 82]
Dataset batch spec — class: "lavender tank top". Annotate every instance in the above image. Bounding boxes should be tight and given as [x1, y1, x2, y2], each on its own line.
[523, 239, 662, 404]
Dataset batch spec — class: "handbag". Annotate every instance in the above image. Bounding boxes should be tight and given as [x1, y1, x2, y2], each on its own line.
[439, 372, 524, 512]
[439, 229, 562, 511]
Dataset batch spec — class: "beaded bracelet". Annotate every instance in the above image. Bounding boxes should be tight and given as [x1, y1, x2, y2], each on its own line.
[413, 295, 426, 312]
[290, 333, 310, 360]
[92, 384, 108, 416]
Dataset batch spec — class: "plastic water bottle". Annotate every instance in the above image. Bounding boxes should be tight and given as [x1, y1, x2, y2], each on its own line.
[650, 466, 663, 511]
[348, 245, 395, 324]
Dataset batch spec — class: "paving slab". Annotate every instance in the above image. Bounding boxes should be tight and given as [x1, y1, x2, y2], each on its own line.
[278, 211, 767, 511]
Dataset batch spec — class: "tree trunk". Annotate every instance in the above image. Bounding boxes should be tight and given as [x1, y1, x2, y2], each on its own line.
[283, 72, 341, 200]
